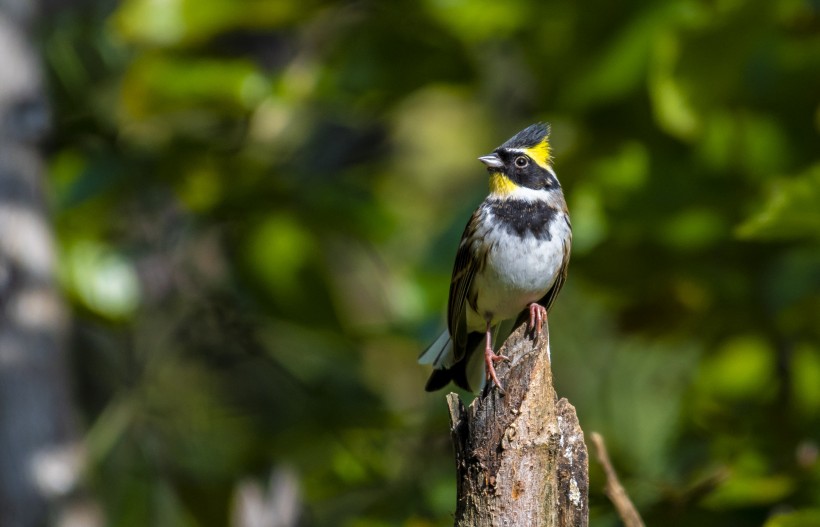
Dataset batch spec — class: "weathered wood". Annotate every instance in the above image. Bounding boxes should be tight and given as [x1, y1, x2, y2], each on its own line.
[447, 323, 588, 526]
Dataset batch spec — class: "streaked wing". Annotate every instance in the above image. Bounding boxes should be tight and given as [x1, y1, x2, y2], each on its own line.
[447, 208, 483, 359]
[539, 230, 571, 312]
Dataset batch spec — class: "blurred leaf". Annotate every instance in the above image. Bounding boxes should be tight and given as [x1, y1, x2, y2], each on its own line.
[121, 54, 269, 119]
[604, 340, 700, 480]
[737, 165, 820, 241]
[649, 30, 700, 140]
[569, 184, 608, 254]
[423, 0, 533, 42]
[765, 509, 820, 527]
[698, 112, 791, 177]
[114, 0, 309, 46]
[382, 86, 490, 258]
[696, 336, 776, 402]
[244, 213, 317, 301]
[702, 473, 794, 508]
[565, 3, 672, 108]
[660, 208, 726, 251]
[422, 474, 457, 517]
[62, 240, 141, 319]
[177, 160, 222, 212]
[590, 141, 649, 196]
[792, 344, 820, 418]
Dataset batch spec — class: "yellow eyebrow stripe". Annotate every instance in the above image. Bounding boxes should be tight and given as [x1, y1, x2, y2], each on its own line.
[522, 137, 551, 170]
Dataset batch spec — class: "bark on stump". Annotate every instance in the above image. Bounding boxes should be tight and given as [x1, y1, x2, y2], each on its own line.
[447, 323, 588, 526]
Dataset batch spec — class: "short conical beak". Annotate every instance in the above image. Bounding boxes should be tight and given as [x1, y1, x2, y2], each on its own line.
[478, 153, 503, 169]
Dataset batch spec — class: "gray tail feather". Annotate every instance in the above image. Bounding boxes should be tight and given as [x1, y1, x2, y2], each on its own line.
[418, 329, 454, 368]
[424, 332, 486, 392]
[422, 320, 518, 393]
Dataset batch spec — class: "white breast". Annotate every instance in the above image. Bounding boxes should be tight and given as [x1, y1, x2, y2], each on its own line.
[467, 207, 569, 331]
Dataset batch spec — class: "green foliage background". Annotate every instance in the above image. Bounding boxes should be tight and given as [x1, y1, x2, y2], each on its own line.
[41, 0, 819, 525]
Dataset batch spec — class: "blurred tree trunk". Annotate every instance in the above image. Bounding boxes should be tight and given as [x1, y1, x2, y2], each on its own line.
[447, 324, 588, 526]
[0, 2, 96, 525]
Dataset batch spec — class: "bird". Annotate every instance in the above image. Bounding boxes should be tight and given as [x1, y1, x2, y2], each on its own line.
[419, 123, 571, 393]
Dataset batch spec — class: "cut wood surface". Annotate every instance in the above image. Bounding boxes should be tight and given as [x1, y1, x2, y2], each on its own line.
[447, 323, 588, 526]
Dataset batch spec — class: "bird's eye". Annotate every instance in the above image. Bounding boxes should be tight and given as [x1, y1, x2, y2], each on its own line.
[515, 156, 529, 168]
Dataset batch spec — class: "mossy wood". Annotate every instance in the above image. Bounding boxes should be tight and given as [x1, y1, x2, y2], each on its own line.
[447, 323, 589, 526]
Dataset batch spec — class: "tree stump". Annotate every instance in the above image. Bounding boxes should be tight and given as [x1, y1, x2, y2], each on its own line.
[446, 323, 588, 526]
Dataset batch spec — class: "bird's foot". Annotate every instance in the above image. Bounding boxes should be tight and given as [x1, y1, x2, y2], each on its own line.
[528, 303, 548, 339]
[484, 346, 509, 393]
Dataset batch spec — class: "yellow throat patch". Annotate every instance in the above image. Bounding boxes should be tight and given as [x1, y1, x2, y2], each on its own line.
[489, 172, 517, 196]
[522, 137, 551, 170]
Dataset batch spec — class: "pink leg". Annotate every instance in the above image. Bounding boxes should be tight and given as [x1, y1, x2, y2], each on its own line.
[484, 321, 509, 392]
[528, 303, 548, 337]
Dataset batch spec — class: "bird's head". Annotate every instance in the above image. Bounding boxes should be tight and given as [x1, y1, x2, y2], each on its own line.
[479, 123, 560, 198]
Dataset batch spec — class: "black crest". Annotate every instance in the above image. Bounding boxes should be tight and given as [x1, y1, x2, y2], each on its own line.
[499, 122, 551, 150]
